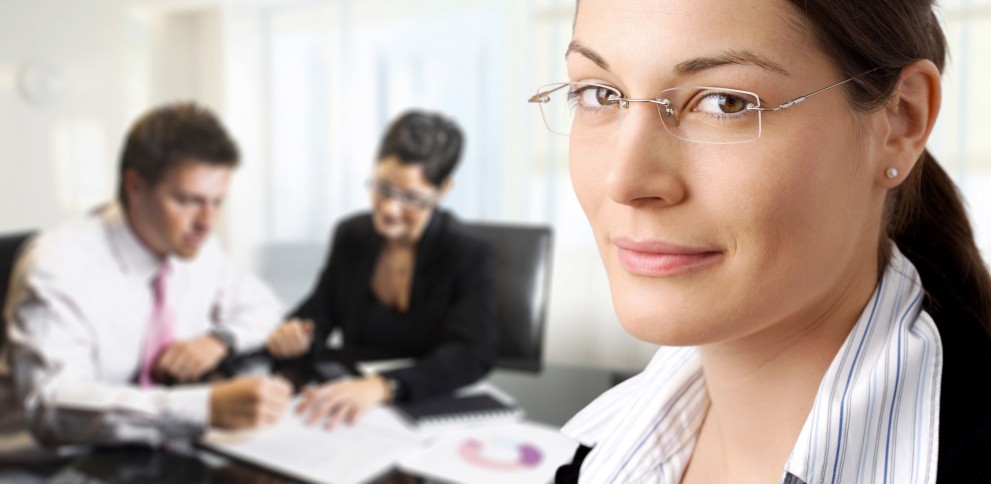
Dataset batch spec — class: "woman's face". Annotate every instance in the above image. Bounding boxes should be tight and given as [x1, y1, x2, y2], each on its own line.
[370, 156, 441, 242]
[569, 0, 892, 347]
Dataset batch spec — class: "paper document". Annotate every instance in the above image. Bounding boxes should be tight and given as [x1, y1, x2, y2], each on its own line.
[201, 403, 421, 484]
[399, 420, 579, 484]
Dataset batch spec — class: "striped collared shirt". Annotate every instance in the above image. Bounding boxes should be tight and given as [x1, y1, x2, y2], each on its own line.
[561, 248, 942, 484]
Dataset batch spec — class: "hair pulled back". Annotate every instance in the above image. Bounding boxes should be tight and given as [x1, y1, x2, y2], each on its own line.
[788, 0, 991, 330]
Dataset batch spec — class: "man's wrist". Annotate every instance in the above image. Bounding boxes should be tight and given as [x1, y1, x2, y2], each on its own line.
[207, 327, 236, 355]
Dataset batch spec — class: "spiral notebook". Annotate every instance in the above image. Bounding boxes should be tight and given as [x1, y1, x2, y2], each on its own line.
[394, 393, 524, 430]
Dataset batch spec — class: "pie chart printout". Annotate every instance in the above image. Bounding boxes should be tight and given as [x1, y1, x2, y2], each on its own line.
[457, 436, 544, 471]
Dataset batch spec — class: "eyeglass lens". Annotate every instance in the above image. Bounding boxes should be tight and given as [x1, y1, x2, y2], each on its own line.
[536, 83, 762, 144]
[369, 180, 434, 209]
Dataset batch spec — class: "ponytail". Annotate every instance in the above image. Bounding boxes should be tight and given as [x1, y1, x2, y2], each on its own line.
[784, 0, 990, 332]
[883, 149, 991, 331]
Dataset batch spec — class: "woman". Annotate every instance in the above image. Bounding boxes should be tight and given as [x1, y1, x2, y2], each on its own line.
[531, 0, 991, 482]
[266, 111, 497, 427]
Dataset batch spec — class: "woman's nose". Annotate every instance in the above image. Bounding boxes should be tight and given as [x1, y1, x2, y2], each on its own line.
[604, 103, 687, 208]
[376, 195, 404, 215]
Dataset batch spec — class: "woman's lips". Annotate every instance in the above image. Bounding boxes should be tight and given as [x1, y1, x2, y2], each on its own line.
[612, 237, 723, 276]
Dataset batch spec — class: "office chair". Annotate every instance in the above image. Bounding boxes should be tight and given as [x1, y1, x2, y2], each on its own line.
[0, 231, 35, 348]
[467, 223, 553, 373]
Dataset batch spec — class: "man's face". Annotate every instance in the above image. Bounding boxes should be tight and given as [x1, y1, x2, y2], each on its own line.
[125, 159, 232, 259]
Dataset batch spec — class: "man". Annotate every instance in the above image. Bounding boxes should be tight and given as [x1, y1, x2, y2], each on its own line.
[0, 102, 290, 457]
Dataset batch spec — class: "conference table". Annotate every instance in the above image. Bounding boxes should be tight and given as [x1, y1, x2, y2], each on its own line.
[0, 363, 630, 483]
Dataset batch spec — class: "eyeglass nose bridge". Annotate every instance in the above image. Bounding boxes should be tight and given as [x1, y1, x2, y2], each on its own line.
[611, 96, 679, 127]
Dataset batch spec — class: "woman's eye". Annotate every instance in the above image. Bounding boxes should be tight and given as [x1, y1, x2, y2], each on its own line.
[576, 86, 617, 108]
[696, 93, 750, 114]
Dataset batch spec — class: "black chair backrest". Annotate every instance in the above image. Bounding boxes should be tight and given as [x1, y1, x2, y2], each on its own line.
[468, 223, 553, 373]
[1, 231, 35, 349]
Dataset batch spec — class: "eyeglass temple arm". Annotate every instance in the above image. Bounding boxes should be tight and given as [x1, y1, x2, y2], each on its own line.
[529, 84, 572, 104]
[753, 97, 807, 112]
[752, 68, 878, 112]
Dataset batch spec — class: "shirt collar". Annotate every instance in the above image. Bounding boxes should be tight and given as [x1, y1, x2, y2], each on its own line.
[560, 247, 942, 484]
[103, 202, 168, 281]
[560, 345, 706, 483]
[784, 248, 941, 484]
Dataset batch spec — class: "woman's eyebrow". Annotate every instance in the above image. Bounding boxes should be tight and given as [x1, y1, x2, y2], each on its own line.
[566, 42, 790, 79]
[565, 40, 610, 70]
[674, 50, 791, 77]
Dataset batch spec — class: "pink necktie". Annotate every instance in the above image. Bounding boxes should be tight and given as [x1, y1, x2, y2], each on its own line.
[139, 262, 174, 387]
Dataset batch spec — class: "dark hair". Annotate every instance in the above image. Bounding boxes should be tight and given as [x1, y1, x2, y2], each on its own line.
[784, 0, 991, 330]
[376, 110, 463, 187]
[117, 101, 239, 206]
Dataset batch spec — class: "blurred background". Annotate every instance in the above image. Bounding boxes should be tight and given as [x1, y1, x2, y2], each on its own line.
[0, 0, 988, 372]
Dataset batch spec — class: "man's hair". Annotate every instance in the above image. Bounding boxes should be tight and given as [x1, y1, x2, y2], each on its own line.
[117, 101, 239, 206]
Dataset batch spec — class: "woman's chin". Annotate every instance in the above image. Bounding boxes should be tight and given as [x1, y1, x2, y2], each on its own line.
[373, 221, 407, 240]
[611, 298, 723, 347]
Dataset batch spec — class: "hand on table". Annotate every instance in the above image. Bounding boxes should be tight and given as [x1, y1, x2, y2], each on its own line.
[209, 376, 293, 429]
[266, 319, 314, 359]
[295, 376, 391, 429]
[155, 334, 228, 383]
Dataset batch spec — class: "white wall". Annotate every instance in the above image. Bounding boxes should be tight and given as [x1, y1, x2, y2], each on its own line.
[0, 0, 133, 232]
[0, 1, 231, 231]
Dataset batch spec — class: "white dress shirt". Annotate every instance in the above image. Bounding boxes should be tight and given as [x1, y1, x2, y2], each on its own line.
[0, 203, 283, 455]
[561, 247, 942, 484]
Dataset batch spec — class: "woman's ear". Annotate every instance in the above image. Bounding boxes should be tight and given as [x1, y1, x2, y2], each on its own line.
[876, 59, 941, 188]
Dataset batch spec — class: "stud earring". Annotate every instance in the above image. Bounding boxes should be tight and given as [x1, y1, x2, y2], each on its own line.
[885, 167, 898, 179]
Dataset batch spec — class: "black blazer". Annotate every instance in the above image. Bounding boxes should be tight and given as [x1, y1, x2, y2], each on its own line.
[291, 210, 498, 401]
[924, 270, 991, 483]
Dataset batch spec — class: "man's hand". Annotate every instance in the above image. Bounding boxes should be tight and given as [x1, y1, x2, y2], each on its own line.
[295, 376, 390, 429]
[209, 376, 293, 429]
[266, 319, 314, 359]
[155, 334, 228, 383]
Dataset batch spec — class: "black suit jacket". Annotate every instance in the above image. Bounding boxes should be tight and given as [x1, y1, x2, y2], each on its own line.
[925, 271, 991, 483]
[290, 210, 498, 401]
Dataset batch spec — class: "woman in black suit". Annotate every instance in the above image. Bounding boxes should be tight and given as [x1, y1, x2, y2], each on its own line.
[266, 111, 497, 427]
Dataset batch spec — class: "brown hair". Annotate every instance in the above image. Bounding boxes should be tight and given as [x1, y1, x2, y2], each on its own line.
[786, 0, 991, 330]
[117, 101, 239, 206]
